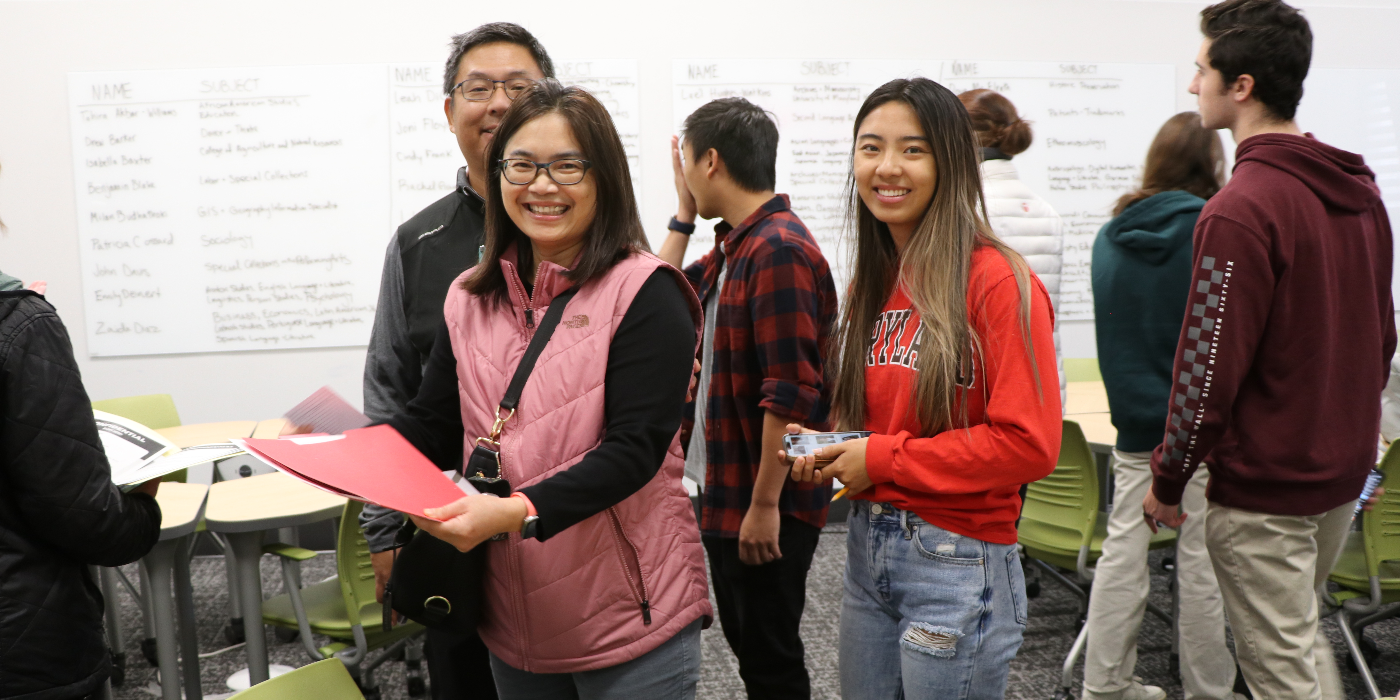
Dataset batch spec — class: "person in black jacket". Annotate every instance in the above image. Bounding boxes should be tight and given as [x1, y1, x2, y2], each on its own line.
[0, 277, 162, 700]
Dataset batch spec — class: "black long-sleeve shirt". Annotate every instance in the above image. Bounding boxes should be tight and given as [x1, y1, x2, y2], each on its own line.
[390, 269, 695, 541]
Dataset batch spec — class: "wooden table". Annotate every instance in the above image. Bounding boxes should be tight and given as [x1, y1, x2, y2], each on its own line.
[1065, 381, 1110, 416]
[251, 418, 289, 439]
[1071, 412, 1118, 450]
[1064, 381, 1116, 447]
[204, 472, 346, 685]
[1064, 381, 1118, 509]
[144, 482, 209, 700]
[156, 420, 259, 448]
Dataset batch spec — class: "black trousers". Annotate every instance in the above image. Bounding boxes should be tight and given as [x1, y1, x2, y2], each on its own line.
[425, 627, 497, 700]
[702, 515, 822, 700]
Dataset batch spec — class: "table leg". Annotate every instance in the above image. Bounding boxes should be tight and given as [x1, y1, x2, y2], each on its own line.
[223, 542, 244, 643]
[173, 534, 203, 700]
[142, 540, 182, 700]
[227, 531, 269, 685]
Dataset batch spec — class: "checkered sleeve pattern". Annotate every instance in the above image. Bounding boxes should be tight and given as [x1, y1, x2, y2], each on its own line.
[1149, 216, 1273, 505]
[697, 196, 840, 538]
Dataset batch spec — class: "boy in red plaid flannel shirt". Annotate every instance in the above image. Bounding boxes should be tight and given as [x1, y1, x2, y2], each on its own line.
[659, 98, 839, 700]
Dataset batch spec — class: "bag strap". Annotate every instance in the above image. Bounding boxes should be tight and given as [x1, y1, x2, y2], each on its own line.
[500, 286, 580, 412]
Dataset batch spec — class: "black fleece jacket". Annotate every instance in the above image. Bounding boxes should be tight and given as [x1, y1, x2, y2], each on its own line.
[0, 291, 162, 700]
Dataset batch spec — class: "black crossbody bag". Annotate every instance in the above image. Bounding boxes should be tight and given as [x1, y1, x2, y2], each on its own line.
[384, 286, 580, 634]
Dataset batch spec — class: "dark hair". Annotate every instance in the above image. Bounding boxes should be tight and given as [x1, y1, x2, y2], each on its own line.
[1200, 0, 1312, 121]
[442, 23, 556, 96]
[831, 78, 1040, 435]
[1114, 112, 1226, 216]
[681, 97, 779, 193]
[463, 79, 648, 303]
[957, 89, 1033, 156]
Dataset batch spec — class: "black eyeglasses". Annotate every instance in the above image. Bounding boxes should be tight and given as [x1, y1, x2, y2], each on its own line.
[499, 158, 593, 186]
[451, 78, 537, 102]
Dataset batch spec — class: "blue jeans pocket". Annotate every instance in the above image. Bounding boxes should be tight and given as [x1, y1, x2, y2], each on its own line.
[910, 523, 984, 565]
[1005, 548, 1028, 626]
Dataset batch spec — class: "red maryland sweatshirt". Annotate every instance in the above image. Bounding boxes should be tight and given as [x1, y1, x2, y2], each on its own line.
[1150, 133, 1396, 515]
[860, 245, 1062, 545]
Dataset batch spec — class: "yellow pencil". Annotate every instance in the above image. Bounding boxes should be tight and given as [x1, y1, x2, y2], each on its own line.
[831, 487, 849, 503]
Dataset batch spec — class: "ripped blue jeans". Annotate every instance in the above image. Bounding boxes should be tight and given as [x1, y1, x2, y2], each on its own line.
[838, 500, 1027, 700]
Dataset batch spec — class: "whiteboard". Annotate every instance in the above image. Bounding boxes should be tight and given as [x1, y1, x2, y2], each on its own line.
[68, 60, 641, 357]
[672, 59, 1175, 319]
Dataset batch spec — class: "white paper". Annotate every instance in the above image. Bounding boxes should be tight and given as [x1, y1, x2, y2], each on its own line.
[116, 443, 245, 485]
[288, 434, 347, 445]
[94, 409, 177, 485]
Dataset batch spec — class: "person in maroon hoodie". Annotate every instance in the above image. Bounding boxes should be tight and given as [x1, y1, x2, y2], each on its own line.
[1142, 1, 1396, 698]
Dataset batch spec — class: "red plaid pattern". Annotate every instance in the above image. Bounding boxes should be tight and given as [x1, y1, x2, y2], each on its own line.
[683, 195, 839, 537]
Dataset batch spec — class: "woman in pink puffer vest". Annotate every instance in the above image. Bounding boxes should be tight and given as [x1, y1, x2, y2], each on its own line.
[396, 80, 712, 698]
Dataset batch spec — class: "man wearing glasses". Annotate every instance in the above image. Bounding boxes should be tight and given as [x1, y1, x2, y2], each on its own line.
[361, 22, 554, 700]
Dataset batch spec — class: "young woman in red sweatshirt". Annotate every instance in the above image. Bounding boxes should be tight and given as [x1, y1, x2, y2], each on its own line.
[786, 77, 1061, 699]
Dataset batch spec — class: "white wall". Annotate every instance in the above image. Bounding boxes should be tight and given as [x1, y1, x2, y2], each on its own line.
[2, 0, 1398, 422]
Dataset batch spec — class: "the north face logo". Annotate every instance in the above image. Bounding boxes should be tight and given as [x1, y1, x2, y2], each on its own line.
[564, 314, 589, 329]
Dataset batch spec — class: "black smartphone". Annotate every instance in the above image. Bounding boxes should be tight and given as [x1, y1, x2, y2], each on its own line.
[782, 431, 873, 464]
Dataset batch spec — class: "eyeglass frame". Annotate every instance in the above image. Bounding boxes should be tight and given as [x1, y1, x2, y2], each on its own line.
[450, 78, 538, 102]
[498, 158, 594, 186]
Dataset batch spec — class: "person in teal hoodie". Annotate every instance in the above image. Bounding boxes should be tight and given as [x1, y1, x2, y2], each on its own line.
[1082, 112, 1233, 700]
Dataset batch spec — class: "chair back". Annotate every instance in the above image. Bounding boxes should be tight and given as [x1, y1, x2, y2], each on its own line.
[92, 394, 186, 481]
[336, 500, 380, 627]
[91, 394, 181, 429]
[1062, 358, 1102, 382]
[229, 658, 363, 699]
[1022, 420, 1100, 551]
[1363, 443, 1400, 577]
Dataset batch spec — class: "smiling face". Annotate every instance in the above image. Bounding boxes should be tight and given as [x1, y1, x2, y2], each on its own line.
[500, 112, 597, 267]
[1190, 39, 1237, 131]
[445, 42, 546, 175]
[854, 101, 936, 250]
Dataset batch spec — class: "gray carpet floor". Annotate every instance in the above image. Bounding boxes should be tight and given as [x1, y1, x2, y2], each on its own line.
[107, 525, 1395, 699]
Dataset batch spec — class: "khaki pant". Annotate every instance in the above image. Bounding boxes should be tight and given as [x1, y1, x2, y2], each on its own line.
[1082, 450, 1235, 700]
[1205, 500, 1353, 700]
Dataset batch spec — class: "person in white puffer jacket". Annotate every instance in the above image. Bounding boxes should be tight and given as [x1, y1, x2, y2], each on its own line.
[959, 89, 1066, 406]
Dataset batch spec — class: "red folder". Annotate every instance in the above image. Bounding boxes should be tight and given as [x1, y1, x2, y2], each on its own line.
[239, 424, 470, 519]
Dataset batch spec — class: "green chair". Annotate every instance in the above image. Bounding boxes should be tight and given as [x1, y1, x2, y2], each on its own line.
[1019, 420, 1178, 700]
[1327, 443, 1400, 700]
[1063, 357, 1103, 383]
[229, 658, 365, 699]
[261, 500, 426, 698]
[91, 393, 182, 430]
[90, 393, 184, 679]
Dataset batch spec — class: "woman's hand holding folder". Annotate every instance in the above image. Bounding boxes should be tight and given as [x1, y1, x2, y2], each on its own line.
[408, 493, 529, 553]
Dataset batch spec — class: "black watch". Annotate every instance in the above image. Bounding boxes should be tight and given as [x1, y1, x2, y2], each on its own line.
[668, 216, 696, 235]
[521, 515, 541, 540]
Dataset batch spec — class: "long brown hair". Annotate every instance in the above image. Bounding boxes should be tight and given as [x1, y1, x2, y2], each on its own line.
[463, 79, 648, 303]
[957, 89, 1033, 156]
[1114, 112, 1225, 215]
[832, 78, 1041, 436]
